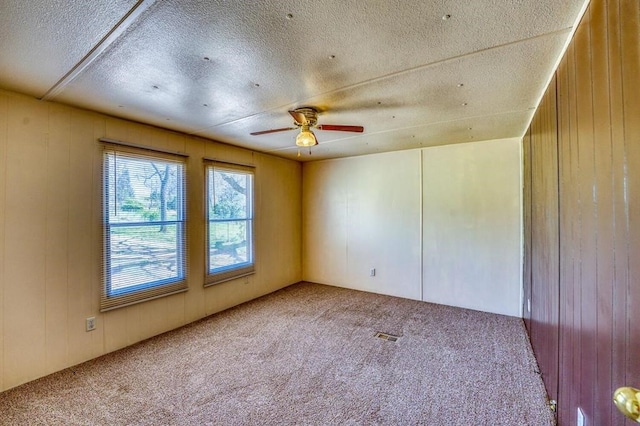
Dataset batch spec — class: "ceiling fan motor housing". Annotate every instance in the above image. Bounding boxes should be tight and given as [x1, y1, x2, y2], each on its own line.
[292, 107, 318, 127]
[249, 107, 363, 138]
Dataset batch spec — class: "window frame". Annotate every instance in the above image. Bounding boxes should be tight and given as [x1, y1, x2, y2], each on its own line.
[101, 142, 188, 312]
[204, 160, 255, 286]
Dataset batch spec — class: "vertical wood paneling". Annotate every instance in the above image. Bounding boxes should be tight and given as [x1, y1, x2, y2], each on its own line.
[103, 308, 129, 353]
[302, 159, 348, 287]
[574, 9, 599, 420]
[183, 135, 205, 323]
[526, 74, 560, 402]
[3, 95, 48, 388]
[620, 0, 640, 396]
[557, 51, 579, 426]
[526, 0, 640, 424]
[522, 128, 532, 331]
[558, 21, 584, 426]
[44, 103, 71, 373]
[590, 2, 616, 423]
[66, 111, 103, 366]
[254, 153, 302, 293]
[0, 90, 302, 392]
[567, 37, 583, 426]
[608, 2, 630, 422]
[0, 88, 7, 392]
[555, 49, 569, 426]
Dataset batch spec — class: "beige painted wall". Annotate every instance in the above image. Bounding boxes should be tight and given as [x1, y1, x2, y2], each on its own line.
[303, 150, 422, 300]
[0, 89, 302, 392]
[302, 139, 522, 317]
[422, 138, 522, 317]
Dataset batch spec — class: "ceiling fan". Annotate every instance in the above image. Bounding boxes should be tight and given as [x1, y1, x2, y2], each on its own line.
[250, 107, 364, 147]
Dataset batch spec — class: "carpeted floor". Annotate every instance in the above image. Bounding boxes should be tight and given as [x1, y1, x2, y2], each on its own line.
[0, 282, 554, 425]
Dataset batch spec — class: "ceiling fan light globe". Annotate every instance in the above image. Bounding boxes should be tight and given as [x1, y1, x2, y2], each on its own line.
[296, 130, 317, 147]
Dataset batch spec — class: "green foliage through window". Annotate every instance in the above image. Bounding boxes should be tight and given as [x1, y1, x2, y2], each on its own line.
[104, 150, 186, 301]
[206, 164, 254, 283]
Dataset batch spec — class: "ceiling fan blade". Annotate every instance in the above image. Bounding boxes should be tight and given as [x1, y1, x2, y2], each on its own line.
[288, 110, 308, 125]
[316, 124, 364, 133]
[250, 127, 297, 136]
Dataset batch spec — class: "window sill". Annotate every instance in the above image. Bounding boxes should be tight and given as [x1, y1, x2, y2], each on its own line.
[205, 270, 255, 287]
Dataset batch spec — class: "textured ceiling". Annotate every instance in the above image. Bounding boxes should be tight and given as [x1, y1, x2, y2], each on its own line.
[0, 0, 588, 161]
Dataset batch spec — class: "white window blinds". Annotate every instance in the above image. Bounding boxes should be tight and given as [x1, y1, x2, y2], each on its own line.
[101, 143, 187, 311]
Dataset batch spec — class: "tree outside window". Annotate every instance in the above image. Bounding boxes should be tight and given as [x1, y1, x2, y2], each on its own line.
[206, 163, 254, 284]
[102, 149, 186, 310]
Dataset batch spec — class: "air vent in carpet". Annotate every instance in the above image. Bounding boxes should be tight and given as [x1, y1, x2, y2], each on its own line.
[374, 332, 399, 342]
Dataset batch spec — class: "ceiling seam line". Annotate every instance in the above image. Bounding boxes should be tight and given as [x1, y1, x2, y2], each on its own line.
[187, 26, 574, 134]
[40, 0, 157, 101]
[264, 110, 536, 153]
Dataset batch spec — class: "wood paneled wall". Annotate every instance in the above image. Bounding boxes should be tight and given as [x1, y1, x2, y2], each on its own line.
[558, 1, 640, 423]
[524, 74, 560, 403]
[0, 90, 302, 392]
[522, 126, 532, 332]
[524, 0, 640, 424]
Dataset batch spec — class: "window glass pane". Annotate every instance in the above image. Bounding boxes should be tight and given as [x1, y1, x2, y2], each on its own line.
[210, 169, 249, 220]
[107, 154, 182, 224]
[208, 220, 250, 272]
[104, 150, 186, 306]
[206, 164, 254, 282]
[109, 223, 183, 294]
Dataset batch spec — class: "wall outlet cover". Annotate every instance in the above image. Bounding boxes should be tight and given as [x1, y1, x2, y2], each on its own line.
[86, 317, 96, 332]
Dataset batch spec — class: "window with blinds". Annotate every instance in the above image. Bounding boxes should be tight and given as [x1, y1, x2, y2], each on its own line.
[102, 145, 187, 311]
[205, 161, 255, 285]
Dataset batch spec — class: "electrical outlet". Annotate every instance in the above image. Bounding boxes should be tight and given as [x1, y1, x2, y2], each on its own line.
[370, 268, 376, 277]
[577, 408, 585, 426]
[86, 317, 96, 332]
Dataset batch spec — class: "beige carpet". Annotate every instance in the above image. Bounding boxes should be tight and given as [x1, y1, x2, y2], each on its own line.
[0, 282, 554, 425]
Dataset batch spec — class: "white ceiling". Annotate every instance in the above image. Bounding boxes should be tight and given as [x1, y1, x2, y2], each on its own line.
[0, 0, 587, 162]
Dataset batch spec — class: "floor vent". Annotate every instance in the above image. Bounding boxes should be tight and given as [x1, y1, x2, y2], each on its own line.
[374, 332, 399, 342]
